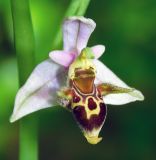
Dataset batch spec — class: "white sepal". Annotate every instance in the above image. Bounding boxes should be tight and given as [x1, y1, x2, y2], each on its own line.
[93, 59, 144, 105]
[10, 59, 67, 122]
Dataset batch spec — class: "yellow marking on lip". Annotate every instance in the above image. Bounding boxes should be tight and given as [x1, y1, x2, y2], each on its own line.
[85, 96, 102, 119]
[84, 128, 103, 145]
[72, 96, 103, 119]
[84, 134, 102, 145]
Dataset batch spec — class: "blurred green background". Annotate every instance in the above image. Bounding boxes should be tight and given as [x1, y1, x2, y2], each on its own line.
[0, 0, 156, 160]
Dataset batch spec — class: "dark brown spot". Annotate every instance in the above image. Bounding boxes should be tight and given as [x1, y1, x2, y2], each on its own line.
[73, 105, 88, 128]
[88, 98, 97, 110]
[95, 103, 107, 127]
[72, 90, 81, 103]
[73, 94, 80, 103]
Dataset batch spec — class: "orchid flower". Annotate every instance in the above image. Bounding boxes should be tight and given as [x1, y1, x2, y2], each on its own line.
[10, 16, 144, 145]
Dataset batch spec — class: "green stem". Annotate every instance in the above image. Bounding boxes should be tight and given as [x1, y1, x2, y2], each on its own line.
[77, 0, 91, 16]
[10, 0, 38, 160]
[19, 119, 38, 160]
[52, 0, 91, 49]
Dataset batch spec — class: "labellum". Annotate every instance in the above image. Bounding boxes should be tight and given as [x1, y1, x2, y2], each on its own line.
[58, 48, 107, 144]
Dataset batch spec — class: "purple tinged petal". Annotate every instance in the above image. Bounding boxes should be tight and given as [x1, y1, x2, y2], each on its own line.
[63, 16, 96, 54]
[91, 45, 105, 59]
[49, 50, 76, 67]
[10, 59, 67, 122]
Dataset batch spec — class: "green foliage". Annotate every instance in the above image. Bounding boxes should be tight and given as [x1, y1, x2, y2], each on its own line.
[0, 0, 156, 159]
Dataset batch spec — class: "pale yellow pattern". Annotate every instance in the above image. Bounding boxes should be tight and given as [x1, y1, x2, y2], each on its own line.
[71, 88, 103, 119]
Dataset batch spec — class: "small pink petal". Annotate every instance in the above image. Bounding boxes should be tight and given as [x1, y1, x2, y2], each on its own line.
[49, 50, 76, 67]
[91, 45, 105, 59]
[63, 16, 96, 54]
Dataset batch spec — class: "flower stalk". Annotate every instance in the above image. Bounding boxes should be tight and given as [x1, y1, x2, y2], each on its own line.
[11, 0, 38, 159]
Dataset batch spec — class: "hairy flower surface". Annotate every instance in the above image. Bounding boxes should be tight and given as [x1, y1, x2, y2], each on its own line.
[10, 16, 144, 144]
